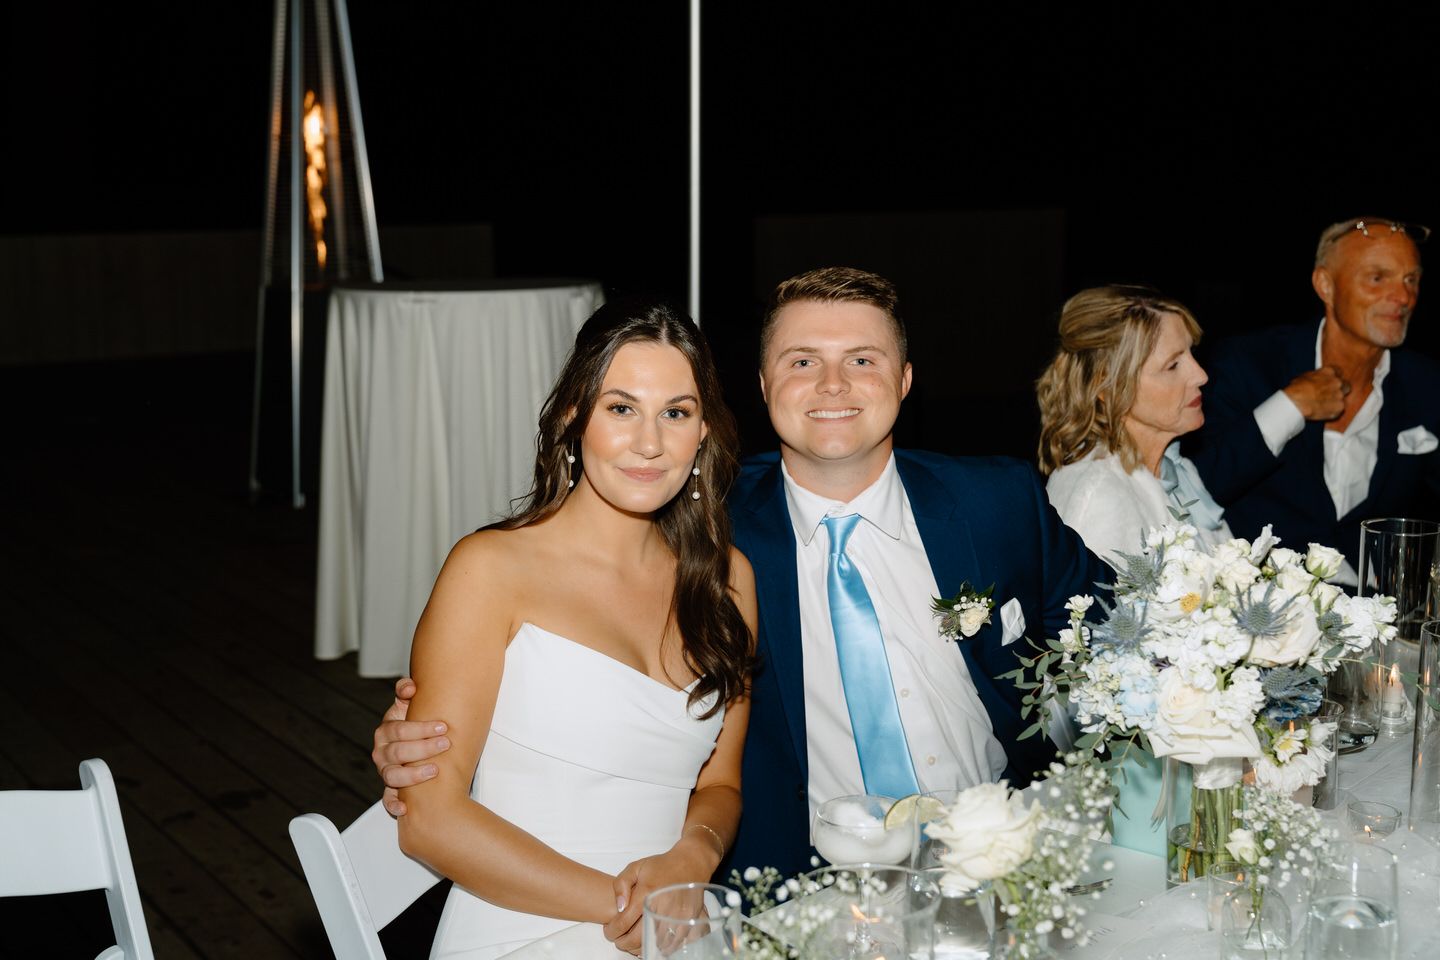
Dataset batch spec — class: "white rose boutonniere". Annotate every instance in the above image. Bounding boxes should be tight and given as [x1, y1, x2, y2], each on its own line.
[932, 582, 997, 640]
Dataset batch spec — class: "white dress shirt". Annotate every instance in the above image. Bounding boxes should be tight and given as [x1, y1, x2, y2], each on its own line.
[781, 456, 1007, 822]
[1252, 321, 1389, 585]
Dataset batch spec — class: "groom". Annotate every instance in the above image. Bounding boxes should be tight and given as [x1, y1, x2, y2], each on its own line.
[373, 267, 1107, 879]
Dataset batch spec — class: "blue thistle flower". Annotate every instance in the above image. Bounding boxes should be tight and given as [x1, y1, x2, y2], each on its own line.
[1233, 581, 1299, 638]
[1114, 546, 1163, 596]
[1316, 608, 1350, 648]
[1259, 667, 1323, 722]
[1090, 596, 1150, 656]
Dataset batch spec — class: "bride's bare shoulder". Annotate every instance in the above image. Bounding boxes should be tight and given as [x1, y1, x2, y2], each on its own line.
[441, 525, 556, 581]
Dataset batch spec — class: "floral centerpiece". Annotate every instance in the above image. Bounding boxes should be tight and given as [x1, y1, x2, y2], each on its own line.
[925, 753, 1113, 958]
[1003, 522, 1395, 883]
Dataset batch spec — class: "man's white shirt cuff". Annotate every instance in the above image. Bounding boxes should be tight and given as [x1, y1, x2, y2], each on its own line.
[1254, 390, 1305, 457]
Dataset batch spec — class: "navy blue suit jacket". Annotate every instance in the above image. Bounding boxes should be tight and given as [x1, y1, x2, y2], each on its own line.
[723, 450, 1109, 879]
[1184, 323, 1440, 568]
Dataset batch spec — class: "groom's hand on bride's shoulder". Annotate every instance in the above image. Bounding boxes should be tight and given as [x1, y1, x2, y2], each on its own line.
[372, 677, 452, 817]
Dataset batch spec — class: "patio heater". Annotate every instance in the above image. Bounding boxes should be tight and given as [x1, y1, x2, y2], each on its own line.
[250, 0, 382, 508]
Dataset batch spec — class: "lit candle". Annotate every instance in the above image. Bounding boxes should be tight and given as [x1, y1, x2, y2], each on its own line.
[1383, 664, 1406, 713]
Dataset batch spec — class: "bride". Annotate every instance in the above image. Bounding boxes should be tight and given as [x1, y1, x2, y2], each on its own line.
[395, 297, 756, 959]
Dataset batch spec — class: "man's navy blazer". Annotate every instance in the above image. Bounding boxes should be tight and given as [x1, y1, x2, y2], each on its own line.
[723, 449, 1108, 878]
[1184, 323, 1440, 569]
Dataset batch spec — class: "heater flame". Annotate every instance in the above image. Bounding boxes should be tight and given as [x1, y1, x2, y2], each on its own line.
[303, 90, 328, 270]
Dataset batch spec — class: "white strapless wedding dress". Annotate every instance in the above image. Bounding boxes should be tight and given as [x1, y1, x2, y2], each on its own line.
[429, 622, 724, 960]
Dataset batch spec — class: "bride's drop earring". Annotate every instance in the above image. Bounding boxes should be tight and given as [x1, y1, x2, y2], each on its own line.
[566, 444, 577, 489]
[691, 464, 701, 500]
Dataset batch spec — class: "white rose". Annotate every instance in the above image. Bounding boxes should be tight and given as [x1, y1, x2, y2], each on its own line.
[1225, 828, 1259, 865]
[958, 605, 991, 638]
[1214, 557, 1262, 595]
[1305, 543, 1345, 581]
[927, 783, 1040, 890]
[1267, 547, 1304, 573]
[1274, 564, 1315, 597]
[1213, 540, 1251, 564]
[1248, 601, 1324, 666]
[1313, 580, 1342, 612]
[1148, 670, 1261, 765]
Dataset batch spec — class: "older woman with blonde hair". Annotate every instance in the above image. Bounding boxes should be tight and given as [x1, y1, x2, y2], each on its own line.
[1037, 285, 1232, 565]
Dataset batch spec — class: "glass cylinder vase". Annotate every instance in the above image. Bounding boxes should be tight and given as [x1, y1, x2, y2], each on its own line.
[1411, 620, 1440, 844]
[1165, 756, 1245, 886]
[1359, 517, 1440, 738]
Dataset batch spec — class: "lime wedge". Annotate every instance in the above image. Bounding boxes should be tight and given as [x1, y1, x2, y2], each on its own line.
[883, 794, 948, 830]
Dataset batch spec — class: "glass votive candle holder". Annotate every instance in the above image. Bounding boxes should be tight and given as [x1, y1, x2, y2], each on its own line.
[1205, 860, 1247, 932]
[1347, 800, 1402, 841]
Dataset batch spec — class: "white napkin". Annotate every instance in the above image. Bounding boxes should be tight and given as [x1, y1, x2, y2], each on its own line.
[1398, 424, 1439, 455]
[1000, 597, 1025, 646]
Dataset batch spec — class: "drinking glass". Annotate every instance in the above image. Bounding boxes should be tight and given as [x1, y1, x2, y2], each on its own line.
[812, 794, 912, 866]
[799, 864, 939, 959]
[1358, 518, 1440, 737]
[1304, 842, 1399, 960]
[1410, 620, 1440, 843]
[642, 882, 742, 959]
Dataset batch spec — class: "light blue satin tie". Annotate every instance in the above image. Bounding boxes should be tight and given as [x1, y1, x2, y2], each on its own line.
[822, 513, 919, 799]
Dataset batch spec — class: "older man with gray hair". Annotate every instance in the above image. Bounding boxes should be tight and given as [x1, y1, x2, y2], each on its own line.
[1185, 217, 1440, 580]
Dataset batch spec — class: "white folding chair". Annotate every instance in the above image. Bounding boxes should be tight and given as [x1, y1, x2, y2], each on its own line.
[0, 758, 155, 960]
[289, 801, 445, 960]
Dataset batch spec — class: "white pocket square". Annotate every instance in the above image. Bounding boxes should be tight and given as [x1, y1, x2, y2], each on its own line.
[1000, 598, 1026, 646]
[1398, 425, 1439, 455]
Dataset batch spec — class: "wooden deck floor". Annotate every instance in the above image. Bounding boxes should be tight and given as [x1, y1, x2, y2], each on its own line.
[1, 353, 443, 959]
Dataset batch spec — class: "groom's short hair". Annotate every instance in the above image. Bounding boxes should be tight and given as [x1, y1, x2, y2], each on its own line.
[759, 266, 908, 369]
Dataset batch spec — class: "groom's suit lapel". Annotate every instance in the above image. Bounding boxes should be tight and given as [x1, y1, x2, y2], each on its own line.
[735, 458, 811, 784]
[895, 453, 980, 601]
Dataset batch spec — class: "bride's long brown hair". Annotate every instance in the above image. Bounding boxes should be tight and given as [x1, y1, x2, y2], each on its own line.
[490, 297, 752, 717]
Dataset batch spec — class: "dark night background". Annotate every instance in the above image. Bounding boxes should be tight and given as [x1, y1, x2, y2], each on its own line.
[6, 4, 1438, 465]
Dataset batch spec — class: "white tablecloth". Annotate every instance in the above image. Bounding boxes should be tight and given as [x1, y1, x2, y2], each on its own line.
[314, 280, 602, 676]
